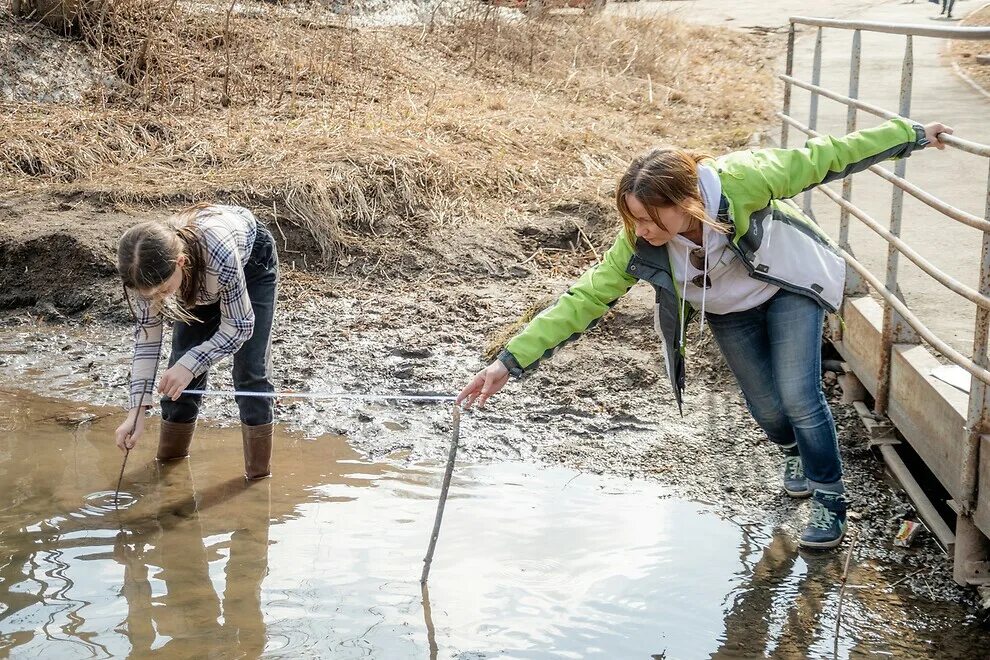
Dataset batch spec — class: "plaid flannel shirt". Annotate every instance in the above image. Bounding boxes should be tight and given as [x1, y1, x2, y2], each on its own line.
[128, 206, 258, 409]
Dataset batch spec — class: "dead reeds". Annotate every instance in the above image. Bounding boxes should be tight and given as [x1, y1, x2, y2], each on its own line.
[2, 1, 774, 272]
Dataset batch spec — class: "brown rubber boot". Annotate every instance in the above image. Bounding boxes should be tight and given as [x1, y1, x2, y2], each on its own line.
[157, 420, 196, 461]
[242, 422, 273, 480]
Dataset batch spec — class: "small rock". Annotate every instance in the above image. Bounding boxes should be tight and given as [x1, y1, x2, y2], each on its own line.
[32, 301, 65, 322]
[389, 347, 432, 359]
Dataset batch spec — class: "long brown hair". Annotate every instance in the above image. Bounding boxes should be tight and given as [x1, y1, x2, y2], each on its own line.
[117, 204, 212, 322]
[615, 147, 726, 246]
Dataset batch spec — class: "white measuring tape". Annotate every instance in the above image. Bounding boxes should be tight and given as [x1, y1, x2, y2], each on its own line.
[182, 388, 458, 403]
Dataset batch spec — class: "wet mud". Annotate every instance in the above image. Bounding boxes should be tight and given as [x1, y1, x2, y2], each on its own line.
[0, 270, 983, 614]
[1, 390, 987, 658]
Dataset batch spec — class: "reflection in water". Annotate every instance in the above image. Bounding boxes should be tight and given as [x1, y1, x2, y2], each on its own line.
[710, 524, 989, 659]
[114, 467, 271, 657]
[421, 583, 439, 660]
[0, 390, 987, 658]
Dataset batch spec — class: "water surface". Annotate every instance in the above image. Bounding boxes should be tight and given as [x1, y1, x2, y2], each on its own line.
[0, 390, 985, 658]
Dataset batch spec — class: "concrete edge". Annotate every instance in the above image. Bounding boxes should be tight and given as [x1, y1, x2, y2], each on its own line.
[948, 1, 990, 101]
[951, 60, 990, 102]
[828, 294, 990, 575]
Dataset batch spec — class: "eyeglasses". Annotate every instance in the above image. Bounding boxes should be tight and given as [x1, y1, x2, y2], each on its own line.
[689, 247, 707, 270]
[688, 247, 711, 288]
[691, 273, 712, 289]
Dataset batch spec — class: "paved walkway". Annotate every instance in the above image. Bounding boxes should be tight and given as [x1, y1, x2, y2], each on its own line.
[616, 0, 990, 355]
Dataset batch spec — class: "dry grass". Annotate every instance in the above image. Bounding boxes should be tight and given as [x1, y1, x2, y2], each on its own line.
[951, 4, 990, 96]
[1, 0, 775, 271]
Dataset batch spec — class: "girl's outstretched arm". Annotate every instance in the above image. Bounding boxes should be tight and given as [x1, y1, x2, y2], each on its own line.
[458, 232, 638, 408]
[719, 118, 952, 214]
[119, 295, 163, 451]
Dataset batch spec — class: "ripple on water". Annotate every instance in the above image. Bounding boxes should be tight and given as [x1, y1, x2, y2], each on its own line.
[494, 557, 571, 588]
[83, 490, 137, 514]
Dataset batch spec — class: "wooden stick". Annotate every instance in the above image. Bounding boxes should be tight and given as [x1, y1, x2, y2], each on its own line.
[421, 406, 461, 584]
[832, 533, 858, 658]
[115, 386, 149, 508]
[889, 568, 923, 589]
[574, 222, 600, 264]
[114, 448, 130, 510]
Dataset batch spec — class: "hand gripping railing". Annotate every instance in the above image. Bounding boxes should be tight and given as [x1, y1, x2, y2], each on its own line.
[779, 16, 990, 517]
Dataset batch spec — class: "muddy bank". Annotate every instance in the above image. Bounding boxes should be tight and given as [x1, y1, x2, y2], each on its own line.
[0, 195, 133, 312]
[0, 190, 618, 318]
[0, 268, 976, 609]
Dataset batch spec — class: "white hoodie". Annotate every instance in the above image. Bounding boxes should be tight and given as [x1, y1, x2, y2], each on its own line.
[667, 164, 779, 325]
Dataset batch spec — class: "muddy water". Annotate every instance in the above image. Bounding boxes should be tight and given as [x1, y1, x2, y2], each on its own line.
[0, 390, 986, 659]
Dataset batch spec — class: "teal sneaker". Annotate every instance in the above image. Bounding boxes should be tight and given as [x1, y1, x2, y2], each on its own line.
[782, 455, 812, 499]
[799, 490, 847, 549]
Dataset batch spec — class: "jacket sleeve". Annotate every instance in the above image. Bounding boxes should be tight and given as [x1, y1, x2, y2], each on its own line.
[499, 232, 638, 377]
[720, 117, 927, 211]
[129, 295, 164, 409]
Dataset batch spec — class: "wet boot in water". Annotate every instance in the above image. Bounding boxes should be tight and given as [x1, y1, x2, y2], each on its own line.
[157, 420, 196, 461]
[242, 422, 273, 480]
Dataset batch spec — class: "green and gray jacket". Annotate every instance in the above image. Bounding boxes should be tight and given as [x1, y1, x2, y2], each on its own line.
[498, 118, 929, 413]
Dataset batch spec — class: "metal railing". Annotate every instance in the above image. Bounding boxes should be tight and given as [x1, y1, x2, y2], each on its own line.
[779, 16, 990, 515]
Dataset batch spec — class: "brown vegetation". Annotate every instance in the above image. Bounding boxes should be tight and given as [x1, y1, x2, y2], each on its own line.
[950, 4, 990, 97]
[1, 1, 774, 275]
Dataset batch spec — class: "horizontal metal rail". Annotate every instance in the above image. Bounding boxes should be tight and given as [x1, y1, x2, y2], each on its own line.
[778, 113, 990, 231]
[790, 15, 990, 40]
[940, 134, 990, 159]
[833, 237, 990, 387]
[816, 184, 990, 310]
[779, 74, 897, 121]
[786, 12, 990, 583]
[867, 164, 990, 231]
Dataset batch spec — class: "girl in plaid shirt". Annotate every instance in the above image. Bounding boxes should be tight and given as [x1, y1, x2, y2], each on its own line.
[114, 203, 279, 480]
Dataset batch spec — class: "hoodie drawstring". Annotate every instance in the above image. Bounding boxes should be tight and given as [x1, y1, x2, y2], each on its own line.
[679, 244, 689, 352]
[680, 230, 710, 351]
[699, 227, 709, 340]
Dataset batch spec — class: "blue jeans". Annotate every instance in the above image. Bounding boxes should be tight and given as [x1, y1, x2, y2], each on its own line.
[161, 225, 278, 426]
[704, 289, 842, 486]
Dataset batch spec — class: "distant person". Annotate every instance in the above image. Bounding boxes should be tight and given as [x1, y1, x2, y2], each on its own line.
[939, 0, 955, 19]
[458, 118, 953, 550]
[114, 203, 279, 480]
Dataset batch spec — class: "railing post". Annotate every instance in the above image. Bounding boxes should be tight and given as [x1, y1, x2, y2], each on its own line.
[959, 282, 990, 589]
[781, 21, 796, 149]
[960, 162, 990, 518]
[875, 35, 920, 416]
[802, 27, 823, 218]
[840, 29, 869, 303]
[839, 30, 861, 251]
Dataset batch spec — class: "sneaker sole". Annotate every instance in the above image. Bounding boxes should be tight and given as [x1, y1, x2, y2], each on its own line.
[798, 535, 845, 550]
[783, 486, 812, 499]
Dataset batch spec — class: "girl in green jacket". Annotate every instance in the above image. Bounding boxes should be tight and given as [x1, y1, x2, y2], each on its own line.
[458, 118, 951, 549]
